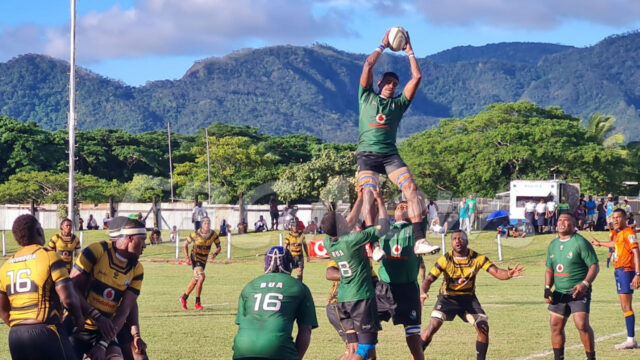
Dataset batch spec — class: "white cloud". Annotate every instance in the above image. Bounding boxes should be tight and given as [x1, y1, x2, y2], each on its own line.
[415, 0, 640, 29]
[1, 0, 350, 62]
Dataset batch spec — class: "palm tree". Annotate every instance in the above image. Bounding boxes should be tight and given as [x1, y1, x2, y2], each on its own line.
[584, 113, 625, 148]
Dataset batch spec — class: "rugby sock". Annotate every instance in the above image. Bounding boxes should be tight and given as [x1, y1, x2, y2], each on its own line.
[196, 297, 201, 304]
[552, 348, 564, 360]
[585, 351, 595, 360]
[412, 222, 425, 240]
[606, 258, 610, 268]
[475, 341, 488, 360]
[182, 294, 189, 301]
[624, 311, 635, 338]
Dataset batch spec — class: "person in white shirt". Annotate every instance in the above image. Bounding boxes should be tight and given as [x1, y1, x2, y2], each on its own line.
[427, 200, 439, 224]
[546, 198, 557, 232]
[254, 215, 268, 232]
[524, 200, 536, 233]
[192, 201, 208, 231]
[535, 198, 547, 234]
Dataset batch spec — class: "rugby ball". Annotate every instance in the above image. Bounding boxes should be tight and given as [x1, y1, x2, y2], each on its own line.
[387, 26, 407, 52]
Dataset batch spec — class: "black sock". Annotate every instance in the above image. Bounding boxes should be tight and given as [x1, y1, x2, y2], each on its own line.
[412, 222, 425, 240]
[182, 294, 188, 300]
[586, 351, 595, 360]
[196, 297, 201, 303]
[553, 348, 564, 360]
[475, 341, 488, 360]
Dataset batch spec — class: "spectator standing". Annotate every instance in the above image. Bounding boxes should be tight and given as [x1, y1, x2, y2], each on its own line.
[458, 198, 470, 234]
[220, 219, 229, 236]
[547, 197, 557, 233]
[585, 196, 597, 231]
[624, 200, 633, 216]
[535, 199, 547, 234]
[525, 199, 536, 233]
[595, 199, 607, 231]
[557, 197, 570, 216]
[269, 195, 280, 231]
[605, 194, 615, 229]
[191, 201, 208, 231]
[466, 194, 478, 232]
[427, 200, 439, 225]
[78, 216, 84, 231]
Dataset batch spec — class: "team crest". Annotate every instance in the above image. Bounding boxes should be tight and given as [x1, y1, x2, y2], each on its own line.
[124, 279, 131, 287]
[457, 278, 467, 285]
[556, 264, 564, 273]
[559, 245, 564, 251]
[376, 114, 386, 124]
[567, 251, 573, 259]
[629, 235, 637, 243]
[391, 244, 402, 255]
[103, 287, 115, 301]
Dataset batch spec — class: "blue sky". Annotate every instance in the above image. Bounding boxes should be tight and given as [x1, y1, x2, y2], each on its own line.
[1, 0, 640, 86]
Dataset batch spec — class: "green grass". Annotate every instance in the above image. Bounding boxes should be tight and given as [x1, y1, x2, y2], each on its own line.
[0, 230, 639, 359]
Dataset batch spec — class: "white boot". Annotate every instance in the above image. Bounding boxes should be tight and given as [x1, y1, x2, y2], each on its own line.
[414, 239, 440, 255]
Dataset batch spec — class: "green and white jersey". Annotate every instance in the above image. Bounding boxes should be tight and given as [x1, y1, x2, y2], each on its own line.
[357, 84, 412, 154]
[377, 219, 426, 284]
[233, 272, 318, 360]
[325, 226, 381, 302]
[466, 199, 477, 214]
[545, 233, 598, 294]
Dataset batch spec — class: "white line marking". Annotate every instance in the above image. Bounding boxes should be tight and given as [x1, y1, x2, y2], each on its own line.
[515, 327, 639, 360]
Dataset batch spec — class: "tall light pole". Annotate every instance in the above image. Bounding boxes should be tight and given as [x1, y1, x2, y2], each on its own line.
[68, 0, 77, 226]
[205, 128, 211, 203]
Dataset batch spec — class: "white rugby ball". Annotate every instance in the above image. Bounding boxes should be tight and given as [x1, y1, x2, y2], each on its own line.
[387, 26, 407, 52]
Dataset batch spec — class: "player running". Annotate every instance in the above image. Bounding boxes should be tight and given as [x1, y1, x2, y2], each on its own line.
[322, 188, 389, 360]
[420, 230, 524, 360]
[356, 28, 438, 256]
[376, 201, 425, 360]
[68, 219, 146, 360]
[232, 246, 317, 360]
[591, 208, 640, 349]
[179, 217, 221, 311]
[48, 218, 81, 272]
[545, 213, 599, 360]
[284, 222, 310, 281]
[0, 214, 84, 360]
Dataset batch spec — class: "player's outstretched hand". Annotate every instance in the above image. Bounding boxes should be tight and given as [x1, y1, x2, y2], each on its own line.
[86, 344, 106, 360]
[382, 29, 390, 48]
[185, 258, 192, 266]
[544, 287, 553, 304]
[589, 237, 600, 247]
[507, 263, 525, 278]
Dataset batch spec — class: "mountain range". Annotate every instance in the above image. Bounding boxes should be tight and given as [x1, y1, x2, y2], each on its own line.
[1, 31, 640, 142]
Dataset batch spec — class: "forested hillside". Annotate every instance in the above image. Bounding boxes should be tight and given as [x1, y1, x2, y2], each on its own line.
[1, 32, 640, 141]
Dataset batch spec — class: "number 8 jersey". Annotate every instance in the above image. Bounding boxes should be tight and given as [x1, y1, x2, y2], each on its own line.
[0, 244, 69, 326]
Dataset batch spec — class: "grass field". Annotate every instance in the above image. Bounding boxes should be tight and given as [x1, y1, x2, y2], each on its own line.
[0, 229, 639, 359]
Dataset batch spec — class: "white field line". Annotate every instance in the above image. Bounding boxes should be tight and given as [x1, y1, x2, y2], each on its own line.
[515, 327, 639, 360]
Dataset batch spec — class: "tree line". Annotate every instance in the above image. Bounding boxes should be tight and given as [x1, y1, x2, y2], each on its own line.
[0, 101, 638, 205]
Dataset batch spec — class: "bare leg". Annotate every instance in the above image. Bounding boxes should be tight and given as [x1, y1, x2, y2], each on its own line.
[573, 312, 595, 353]
[550, 313, 569, 355]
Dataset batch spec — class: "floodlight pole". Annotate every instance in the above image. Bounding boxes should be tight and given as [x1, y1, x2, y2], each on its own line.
[67, 0, 77, 227]
[205, 128, 211, 203]
[167, 122, 174, 202]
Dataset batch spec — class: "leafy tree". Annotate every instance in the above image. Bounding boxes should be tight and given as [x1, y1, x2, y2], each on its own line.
[584, 113, 625, 148]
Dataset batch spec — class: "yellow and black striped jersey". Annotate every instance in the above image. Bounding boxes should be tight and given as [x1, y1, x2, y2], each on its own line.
[285, 232, 305, 257]
[187, 230, 220, 263]
[429, 249, 494, 296]
[48, 233, 80, 271]
[0, 244, 69, 327]
[74, 241, 143, 330]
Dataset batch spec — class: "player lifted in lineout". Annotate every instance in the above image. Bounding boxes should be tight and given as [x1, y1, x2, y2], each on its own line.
[180, 217, 221, 311]
[356, 27, 438, 256]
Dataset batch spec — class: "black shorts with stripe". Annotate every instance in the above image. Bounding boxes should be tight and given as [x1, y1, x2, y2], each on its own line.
[376, 281, 421, 326]
[9, 323, 73, 360]
[291, 255, 304, 270]
[433, 294, 485, 322]
[191, 255, 206, 270]
[337, 298, 380, 345]
[356, 152, 407, 175]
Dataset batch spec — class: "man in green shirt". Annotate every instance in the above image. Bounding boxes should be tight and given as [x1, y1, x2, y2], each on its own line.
[321, 189, 388, 360]
[544, 213, 599, 360]
[557, 197, 571, 215]
[232, 246, 318, 360]
[376, 201, 425, 360]
[356, 28, 439, 256]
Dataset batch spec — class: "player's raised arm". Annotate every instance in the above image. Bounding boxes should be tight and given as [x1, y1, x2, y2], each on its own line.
[402, 32, 422, 101]
[360, 29, 390, 88]
[373, 188, 389, 235]
[345, 186, 364, 230]
[487, 263, 525, 280]
[590, 236, 615, 249]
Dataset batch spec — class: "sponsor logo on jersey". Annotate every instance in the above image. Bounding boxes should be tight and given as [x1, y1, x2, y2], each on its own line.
[457, 278, 467, 285]
[62, 251, 70, 257]
[103, 288, 115, 301]
[556, 264, 564, 273]
[376, 114, 386, 123]
[391, 244, 402, 255]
